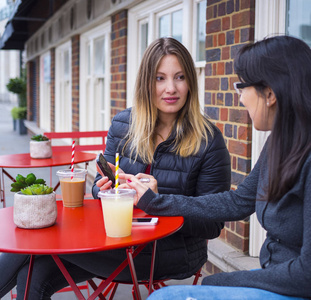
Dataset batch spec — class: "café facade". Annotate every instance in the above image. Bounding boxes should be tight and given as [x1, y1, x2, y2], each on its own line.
[0, 0, 309, 277]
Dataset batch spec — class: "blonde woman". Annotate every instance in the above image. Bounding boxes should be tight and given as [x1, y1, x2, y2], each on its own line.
[92, 37, 231, 280]
[1, 38, 230, 299]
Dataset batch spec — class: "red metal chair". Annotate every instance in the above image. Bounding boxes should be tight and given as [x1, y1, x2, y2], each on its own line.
[44, 130, 108, 197]
[87, 268, 202, 300]
[44, 130, 108, 153]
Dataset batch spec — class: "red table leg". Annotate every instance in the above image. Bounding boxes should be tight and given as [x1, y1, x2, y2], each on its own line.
[52, 255, 86, 300]
[87, 244, 147, 300]
[24, 255, 35, 300]
[148, 240, 157, 295]
[51, 244, 148, 300]
[1, 168, 16, 208]
[126, 247, 141, 300]
[0, 168, 5, 208]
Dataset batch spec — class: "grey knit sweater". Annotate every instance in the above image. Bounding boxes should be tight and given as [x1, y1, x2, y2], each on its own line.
[137, 142, 311, 298]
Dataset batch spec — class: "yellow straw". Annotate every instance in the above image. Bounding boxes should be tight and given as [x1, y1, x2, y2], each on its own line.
[115, 152, 119, 193]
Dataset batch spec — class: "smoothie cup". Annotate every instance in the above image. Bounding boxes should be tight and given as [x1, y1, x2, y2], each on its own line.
[56, 169, 88, 207]
[98, 189, 136, 238]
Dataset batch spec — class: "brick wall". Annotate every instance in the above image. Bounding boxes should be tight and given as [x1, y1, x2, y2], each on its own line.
[110, 10, 128, 119]
[204, 0, 255, 259]
[72, 34, 80, 131]
[50, 48, 55, 132]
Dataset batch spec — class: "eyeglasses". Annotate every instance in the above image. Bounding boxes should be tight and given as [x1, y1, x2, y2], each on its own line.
[233, 82, 254, 95]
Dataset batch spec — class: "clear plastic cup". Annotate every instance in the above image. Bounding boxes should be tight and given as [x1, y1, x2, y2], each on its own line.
[98, 189, 136, 237]
[56, 169, 88, 207]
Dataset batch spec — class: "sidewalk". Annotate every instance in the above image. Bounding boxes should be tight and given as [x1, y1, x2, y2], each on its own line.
[0, 102, 64, 208]
[0, 102, 198, 299]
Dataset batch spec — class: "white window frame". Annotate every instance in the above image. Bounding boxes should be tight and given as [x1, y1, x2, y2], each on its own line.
[250, 0, 286, 257]
[127, 0, 206, 109]
[39, 51, 51, 132]
[55, 40, 72, 132]
[192, 0, 206, 111]
[80, 21, 111, 133]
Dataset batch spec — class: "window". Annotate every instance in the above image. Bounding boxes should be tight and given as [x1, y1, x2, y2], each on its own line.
[251, 0, 286, 257]
[55, 41, 72, 132]
[80, 22, 111, 132]
[139, 19, 149, 61]
[40, 52, 51, 131]
[286, 0, 311, 47]
[193, 0, 206, 109]
[158, 9, 183, 42]
[128, 0, 207, 109]
[195, 0, 206, 62]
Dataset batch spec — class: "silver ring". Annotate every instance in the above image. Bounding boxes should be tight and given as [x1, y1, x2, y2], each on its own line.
[139, 178, 150, 183]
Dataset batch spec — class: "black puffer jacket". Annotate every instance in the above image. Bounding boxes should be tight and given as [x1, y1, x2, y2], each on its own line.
[92, 108, 231, 279]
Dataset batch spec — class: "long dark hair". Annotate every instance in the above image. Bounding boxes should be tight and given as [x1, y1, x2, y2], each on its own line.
[234, 36, 311, 202]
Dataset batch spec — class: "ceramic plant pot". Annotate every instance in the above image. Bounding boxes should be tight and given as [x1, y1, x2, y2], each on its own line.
[13, 192, 57, 229]
[30, 140, 52, 159]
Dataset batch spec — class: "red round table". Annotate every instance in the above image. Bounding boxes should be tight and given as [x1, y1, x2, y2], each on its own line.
[0, 151, 97, 207]
[0, 199, 184, 300]
[0, 151, 96, 169]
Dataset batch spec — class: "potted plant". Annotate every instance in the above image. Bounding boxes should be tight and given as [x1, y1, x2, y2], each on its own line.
[30, 134, 52, 159]
[11, 173, 57, 229]
[10, 106, 19, 131]
[6, 72, 27, 135]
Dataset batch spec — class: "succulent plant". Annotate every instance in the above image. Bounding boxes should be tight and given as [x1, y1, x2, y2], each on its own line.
[31, 134, 49, 142]
[21, 184, 53, 195]
[10, 173, 53, 195]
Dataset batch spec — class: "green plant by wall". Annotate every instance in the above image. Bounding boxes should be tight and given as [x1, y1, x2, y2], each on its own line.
[6, 70, 27, 107]
[10, 106, 27, 120]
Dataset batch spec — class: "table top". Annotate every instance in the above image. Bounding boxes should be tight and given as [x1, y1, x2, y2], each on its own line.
[0, 199, 184, 255]
[0, 151, 97, 168]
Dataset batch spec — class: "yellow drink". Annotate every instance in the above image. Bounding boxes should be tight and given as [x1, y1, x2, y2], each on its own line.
[99, 189, 136, 238]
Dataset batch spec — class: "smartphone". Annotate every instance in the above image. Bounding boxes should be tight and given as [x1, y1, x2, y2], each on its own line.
[96, 153, 115, 187]
[132, 217, 158, 226]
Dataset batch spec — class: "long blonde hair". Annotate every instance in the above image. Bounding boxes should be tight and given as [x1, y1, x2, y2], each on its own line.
[124, 37, 213, 163]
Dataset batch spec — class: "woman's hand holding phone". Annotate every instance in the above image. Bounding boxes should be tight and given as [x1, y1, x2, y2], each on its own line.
[96, 154, 125, 191]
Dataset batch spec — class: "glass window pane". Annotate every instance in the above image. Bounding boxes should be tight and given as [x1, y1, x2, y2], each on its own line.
[101, 79, 106, 129]
[159, 14, 170, 37]
[140, 23, 149, 58]
[94, 37, 105, 75]
[64, 50, 70, 80]
[196, 1, 206, 61]
[100, 78, 105, 112]
[286, 0, 311, 47]
[87, 44, 91, 76]
[43, 54, 51, 83]
[172, 10, 182, 42]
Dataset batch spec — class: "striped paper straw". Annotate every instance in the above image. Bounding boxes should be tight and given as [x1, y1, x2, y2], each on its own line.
[115, 152, 119, 192]
[71, 140, 75, 180]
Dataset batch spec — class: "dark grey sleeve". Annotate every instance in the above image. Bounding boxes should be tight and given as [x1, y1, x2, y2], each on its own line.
[137, 154, 261, 222]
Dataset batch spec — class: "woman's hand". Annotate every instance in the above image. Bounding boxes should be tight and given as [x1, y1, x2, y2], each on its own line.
[118, 173, 158, 205]
[96, 162, 125, 191]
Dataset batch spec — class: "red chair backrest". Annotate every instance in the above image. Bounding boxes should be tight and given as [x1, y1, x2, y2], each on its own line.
[43, 131, 108, 152]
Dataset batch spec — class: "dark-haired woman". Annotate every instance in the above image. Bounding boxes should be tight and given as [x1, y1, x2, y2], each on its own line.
[120, 35, 311, 299]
